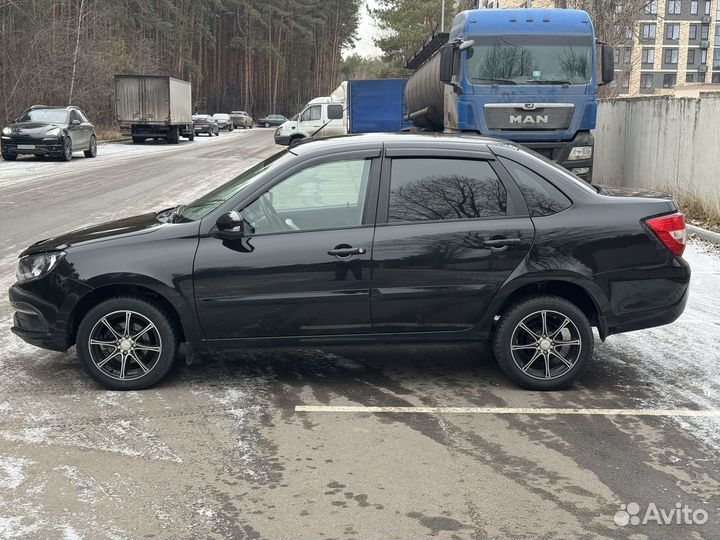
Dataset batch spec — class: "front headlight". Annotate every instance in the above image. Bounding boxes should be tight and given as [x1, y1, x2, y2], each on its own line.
[568, 146, 592, 161]
[2, 127, 11, 136]
[44, 127, 61, 137]
[16, 252, 65, 283]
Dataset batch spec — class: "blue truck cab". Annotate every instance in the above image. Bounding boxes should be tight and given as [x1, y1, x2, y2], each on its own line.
[404, 8, 614, 181]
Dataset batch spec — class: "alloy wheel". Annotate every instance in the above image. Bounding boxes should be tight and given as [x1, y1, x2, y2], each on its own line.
[88, 310, 162, 381]
[509, 310, 582, 381]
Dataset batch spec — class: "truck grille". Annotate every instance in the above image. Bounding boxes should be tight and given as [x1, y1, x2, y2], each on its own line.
[484, 103, 574, 131]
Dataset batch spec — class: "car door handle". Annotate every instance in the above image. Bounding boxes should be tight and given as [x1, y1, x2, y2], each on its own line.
[484, 237, 522, 247]
[327, 246, 366, 259]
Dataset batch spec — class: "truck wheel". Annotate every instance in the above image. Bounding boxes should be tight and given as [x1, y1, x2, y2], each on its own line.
[77, 297, 179, 390]
[493, 295, 593, 391]
[289, 135, 303, 147]
[187, 130, 194, 141]
[132, 137, 145, 144]
[167, 127, 179, 144]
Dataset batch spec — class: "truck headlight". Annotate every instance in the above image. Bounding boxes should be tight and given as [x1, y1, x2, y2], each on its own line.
[17, 252, 65, 283]
[568, 146, 592, 161]
[2, 127, 11, 136]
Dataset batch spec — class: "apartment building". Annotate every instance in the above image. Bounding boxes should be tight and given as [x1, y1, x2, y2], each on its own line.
[613, 0, 720, 94]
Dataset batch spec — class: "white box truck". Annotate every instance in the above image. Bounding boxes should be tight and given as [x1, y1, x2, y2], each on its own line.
[114, 75, 194, 144]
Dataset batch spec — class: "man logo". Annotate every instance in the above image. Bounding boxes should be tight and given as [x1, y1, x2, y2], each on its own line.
[510, 115, 549, 124]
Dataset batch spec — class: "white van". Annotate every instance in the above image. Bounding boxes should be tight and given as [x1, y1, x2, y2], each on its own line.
[273, 96, 346, 146]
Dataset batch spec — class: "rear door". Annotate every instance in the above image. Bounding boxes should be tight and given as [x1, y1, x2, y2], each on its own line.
[370, 145, 535, 333]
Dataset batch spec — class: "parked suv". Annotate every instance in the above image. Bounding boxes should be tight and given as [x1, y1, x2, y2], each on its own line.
[9, 134, 690, 391]
[1, 105, 97, 161]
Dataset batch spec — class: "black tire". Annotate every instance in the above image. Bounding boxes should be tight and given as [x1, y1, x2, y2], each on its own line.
[84, 135, 97, 158]
[229, 126, 234, 132]
[493, 295, 593, 391]
[1, 149, 16, 161]
[187, 130, 195, 141]
[132, 136, 145, 144]
[167, 127, 179, 144]
[59, 137, 72, 161]
[289, 135, 303, 147]
[77, 297, 179, 390]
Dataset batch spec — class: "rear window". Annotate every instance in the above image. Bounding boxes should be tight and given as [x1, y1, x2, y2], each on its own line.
[500, 157, 571, 217]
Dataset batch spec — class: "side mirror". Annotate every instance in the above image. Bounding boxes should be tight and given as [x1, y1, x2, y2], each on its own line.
[70, 119, 81, 126]
[212, 210, 245, 239]
[439, 44, 455, 84]
[600, 44, 615, 85]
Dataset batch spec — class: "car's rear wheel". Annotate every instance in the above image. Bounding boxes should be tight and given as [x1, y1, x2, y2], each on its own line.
[84, 135, 97, 158]
[60, 137, 72, 161]
[493, 296, 593, 390]
[264, 122, 270, 127]
[77, 297, 178, 390]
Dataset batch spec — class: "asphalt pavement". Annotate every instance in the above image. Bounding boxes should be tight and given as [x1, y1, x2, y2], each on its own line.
[0, 129, 718, 540]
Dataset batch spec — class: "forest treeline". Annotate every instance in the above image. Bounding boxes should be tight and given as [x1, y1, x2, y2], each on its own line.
[0, 0, 361, 127]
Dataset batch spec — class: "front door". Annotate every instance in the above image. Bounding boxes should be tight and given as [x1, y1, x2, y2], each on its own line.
[371, 153, 535, 333]
[194, 155, 380, 340]
[298, 104, 323, 138]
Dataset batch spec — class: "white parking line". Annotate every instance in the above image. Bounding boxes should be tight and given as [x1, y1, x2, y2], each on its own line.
[295, 405, 720, 417]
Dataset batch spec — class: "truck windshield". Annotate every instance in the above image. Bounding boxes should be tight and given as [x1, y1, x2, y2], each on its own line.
[465, 35, 593, 85]
[176, 150, 290, 222]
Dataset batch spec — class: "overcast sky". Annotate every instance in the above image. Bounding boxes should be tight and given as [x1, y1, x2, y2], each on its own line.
[342, 0, 383, 58]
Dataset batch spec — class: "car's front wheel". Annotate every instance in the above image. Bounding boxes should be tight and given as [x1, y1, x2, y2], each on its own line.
[77, 297, 178, 390]
[84, 135, 97, 158]
[493, 295, 593, 390]
[60, 137, 72, 161]
[1, 148, 16, 161]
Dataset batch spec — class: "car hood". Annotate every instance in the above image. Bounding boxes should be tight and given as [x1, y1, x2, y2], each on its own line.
[21, 212, 166, 256]
[6, 122, 66, 136]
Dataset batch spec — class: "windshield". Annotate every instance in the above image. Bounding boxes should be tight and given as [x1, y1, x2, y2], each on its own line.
[213, 114, 229, 120]
[177, 150, 290, 222]
[466, 35, 593, 85]
[18, 109, 69, 123]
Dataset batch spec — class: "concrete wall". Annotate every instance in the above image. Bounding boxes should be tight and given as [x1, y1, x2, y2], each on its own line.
[593, 95, 720, 215]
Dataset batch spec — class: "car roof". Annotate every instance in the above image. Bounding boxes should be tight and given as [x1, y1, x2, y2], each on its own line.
[289, 132, 513, 156]
[28, 105, 80, 111]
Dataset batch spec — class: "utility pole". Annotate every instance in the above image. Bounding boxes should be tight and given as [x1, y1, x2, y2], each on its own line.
[441, 0, 445, 32]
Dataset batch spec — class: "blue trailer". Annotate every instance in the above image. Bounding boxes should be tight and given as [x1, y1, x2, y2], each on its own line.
[403, 8, 614, 181]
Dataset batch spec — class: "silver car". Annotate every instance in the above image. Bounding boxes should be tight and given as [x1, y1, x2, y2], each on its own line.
[229, 111, 253, 129]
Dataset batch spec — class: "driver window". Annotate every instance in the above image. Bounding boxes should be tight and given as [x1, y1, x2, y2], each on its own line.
[300, 105, 321, 122]
[242, 159, 371, 234]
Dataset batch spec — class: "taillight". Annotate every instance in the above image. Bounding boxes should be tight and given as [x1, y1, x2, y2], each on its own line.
[645, 212, 686, 256]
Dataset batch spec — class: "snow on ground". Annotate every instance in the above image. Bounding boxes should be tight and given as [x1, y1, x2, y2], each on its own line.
[0, 129, 257, 188]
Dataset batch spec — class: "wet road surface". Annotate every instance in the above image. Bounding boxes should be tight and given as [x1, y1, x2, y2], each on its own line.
[0, 129, 718, 539]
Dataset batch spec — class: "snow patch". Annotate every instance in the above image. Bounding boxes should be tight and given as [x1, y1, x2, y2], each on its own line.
[0, 455, 31, 490]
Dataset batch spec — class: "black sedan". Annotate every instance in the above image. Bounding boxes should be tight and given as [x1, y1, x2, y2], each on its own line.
[192, 115, 219, 136]
[258, 114, 288, 127]
[9, 134, 690, 391]
[1, 105, 97, 161]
